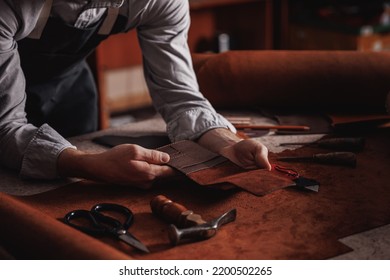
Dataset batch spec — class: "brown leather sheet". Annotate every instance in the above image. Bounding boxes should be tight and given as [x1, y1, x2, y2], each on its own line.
[157, 140, 295, 196]
[193, 51, 390, 113]
[1, 130, 389, 260]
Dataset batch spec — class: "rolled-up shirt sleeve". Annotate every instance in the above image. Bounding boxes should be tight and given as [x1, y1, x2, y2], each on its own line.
[134, 0, 235, 141]
[0, 0, 75, 179]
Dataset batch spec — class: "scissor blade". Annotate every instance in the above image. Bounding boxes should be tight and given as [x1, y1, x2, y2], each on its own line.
[118, 232, 150, 253]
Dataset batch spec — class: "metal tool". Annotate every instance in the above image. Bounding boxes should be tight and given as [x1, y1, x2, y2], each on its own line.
[150, 195, 236, 245]
[279, 137, 365, 151]
[64, 203, 149, 253]
[277, 152, 357, 167]
[167, 209, 237, 245]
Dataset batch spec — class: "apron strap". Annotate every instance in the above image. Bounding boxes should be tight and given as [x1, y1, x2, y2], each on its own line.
[98, 7, 120, 35]
[28, 1, 119, 38]
[28, 0, 53, 39]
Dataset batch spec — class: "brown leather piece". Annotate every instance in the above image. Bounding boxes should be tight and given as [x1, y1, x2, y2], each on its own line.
[193, 51, 390, 113]
[158, 140, 227, 174]
[188, 162, 295, 196]
[158, 140, 294, 195]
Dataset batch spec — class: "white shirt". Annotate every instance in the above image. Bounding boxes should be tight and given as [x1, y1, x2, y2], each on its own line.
[52, 0, 125, 28]
[0, 0, 233, 179]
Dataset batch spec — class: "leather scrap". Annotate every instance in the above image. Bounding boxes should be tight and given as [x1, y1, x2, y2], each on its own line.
[158, 140, 227, 174]
[158, 140, 294, 196]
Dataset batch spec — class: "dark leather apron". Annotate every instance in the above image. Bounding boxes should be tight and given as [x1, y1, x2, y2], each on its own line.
[18, 7, 127, 137]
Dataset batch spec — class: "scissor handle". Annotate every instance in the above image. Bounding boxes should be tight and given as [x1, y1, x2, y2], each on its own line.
[91, 203, 134, 230]
[64, 209, 107, 235]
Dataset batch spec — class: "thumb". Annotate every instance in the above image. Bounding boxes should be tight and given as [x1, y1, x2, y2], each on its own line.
[134, 147, 170, 164]
[255, 146, 272, 171]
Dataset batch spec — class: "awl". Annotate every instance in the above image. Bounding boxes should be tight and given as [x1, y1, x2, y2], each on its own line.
[150, 195, 236, 245]
[279, 137, 365, 152]
[277, 152, 357, 167]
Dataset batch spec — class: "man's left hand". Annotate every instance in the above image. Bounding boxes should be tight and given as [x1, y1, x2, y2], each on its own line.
[197, 128, 271, 170]
[219, 139, 271, 170]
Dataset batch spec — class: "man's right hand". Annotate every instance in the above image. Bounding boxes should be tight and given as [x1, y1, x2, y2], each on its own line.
[57, 144, 175, 189]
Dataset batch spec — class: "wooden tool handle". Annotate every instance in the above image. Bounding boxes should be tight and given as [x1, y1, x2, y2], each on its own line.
[150, 195, 205, 228]
[313, 152, 357, 167]
[317, 137, 365, 151]
[234, 124, 310, 131]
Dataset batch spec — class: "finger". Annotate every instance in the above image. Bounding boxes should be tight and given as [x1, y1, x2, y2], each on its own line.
[137, 166, 176, 190]
[150, 165, 176, 178]
[126, 163, 175, 189]
[131, 146, 170, 164]
[255, 145, 272, 171]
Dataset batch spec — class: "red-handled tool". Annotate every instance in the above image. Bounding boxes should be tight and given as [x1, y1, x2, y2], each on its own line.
[272, 164, 320, 192]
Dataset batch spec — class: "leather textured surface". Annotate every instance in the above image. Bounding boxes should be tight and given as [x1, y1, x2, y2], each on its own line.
[158, 140, 294, 195]
[158, 140, 227, 174]
[0, 131, 389, 260]
[193, 51, 390, 113]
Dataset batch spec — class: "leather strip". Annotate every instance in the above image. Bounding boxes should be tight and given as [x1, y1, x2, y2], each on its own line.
[98, 7, 120, 35]
[158, 140, 228, 174]
[28, 0, 53, 39]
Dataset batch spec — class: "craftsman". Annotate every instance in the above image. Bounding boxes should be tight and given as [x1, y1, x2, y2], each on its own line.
[0, 0, 271, 188]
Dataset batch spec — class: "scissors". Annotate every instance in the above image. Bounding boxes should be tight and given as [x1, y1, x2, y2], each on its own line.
[64, 203, 149, 253]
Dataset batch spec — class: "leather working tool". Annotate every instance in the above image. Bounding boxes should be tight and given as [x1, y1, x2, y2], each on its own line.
[277, 152, 357, 167]
[167, 209, 237, 245]
[151, 195, 236, 245]
[64, 203, 149, 253]
[150, 195, 206, 228]
[272, 164, 320, 192]
[234, 124, 310, 131]
[279, 137, 365, 152]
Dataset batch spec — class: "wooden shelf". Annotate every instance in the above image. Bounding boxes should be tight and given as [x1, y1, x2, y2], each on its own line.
[286, 1, 390, 51]
[289, 23, 390, 51]
[189, 0, 274, 52]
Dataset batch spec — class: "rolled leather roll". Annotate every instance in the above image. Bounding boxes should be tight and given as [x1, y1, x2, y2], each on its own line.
[193, 51, 390, 113]
[0, 193, 130, 260]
